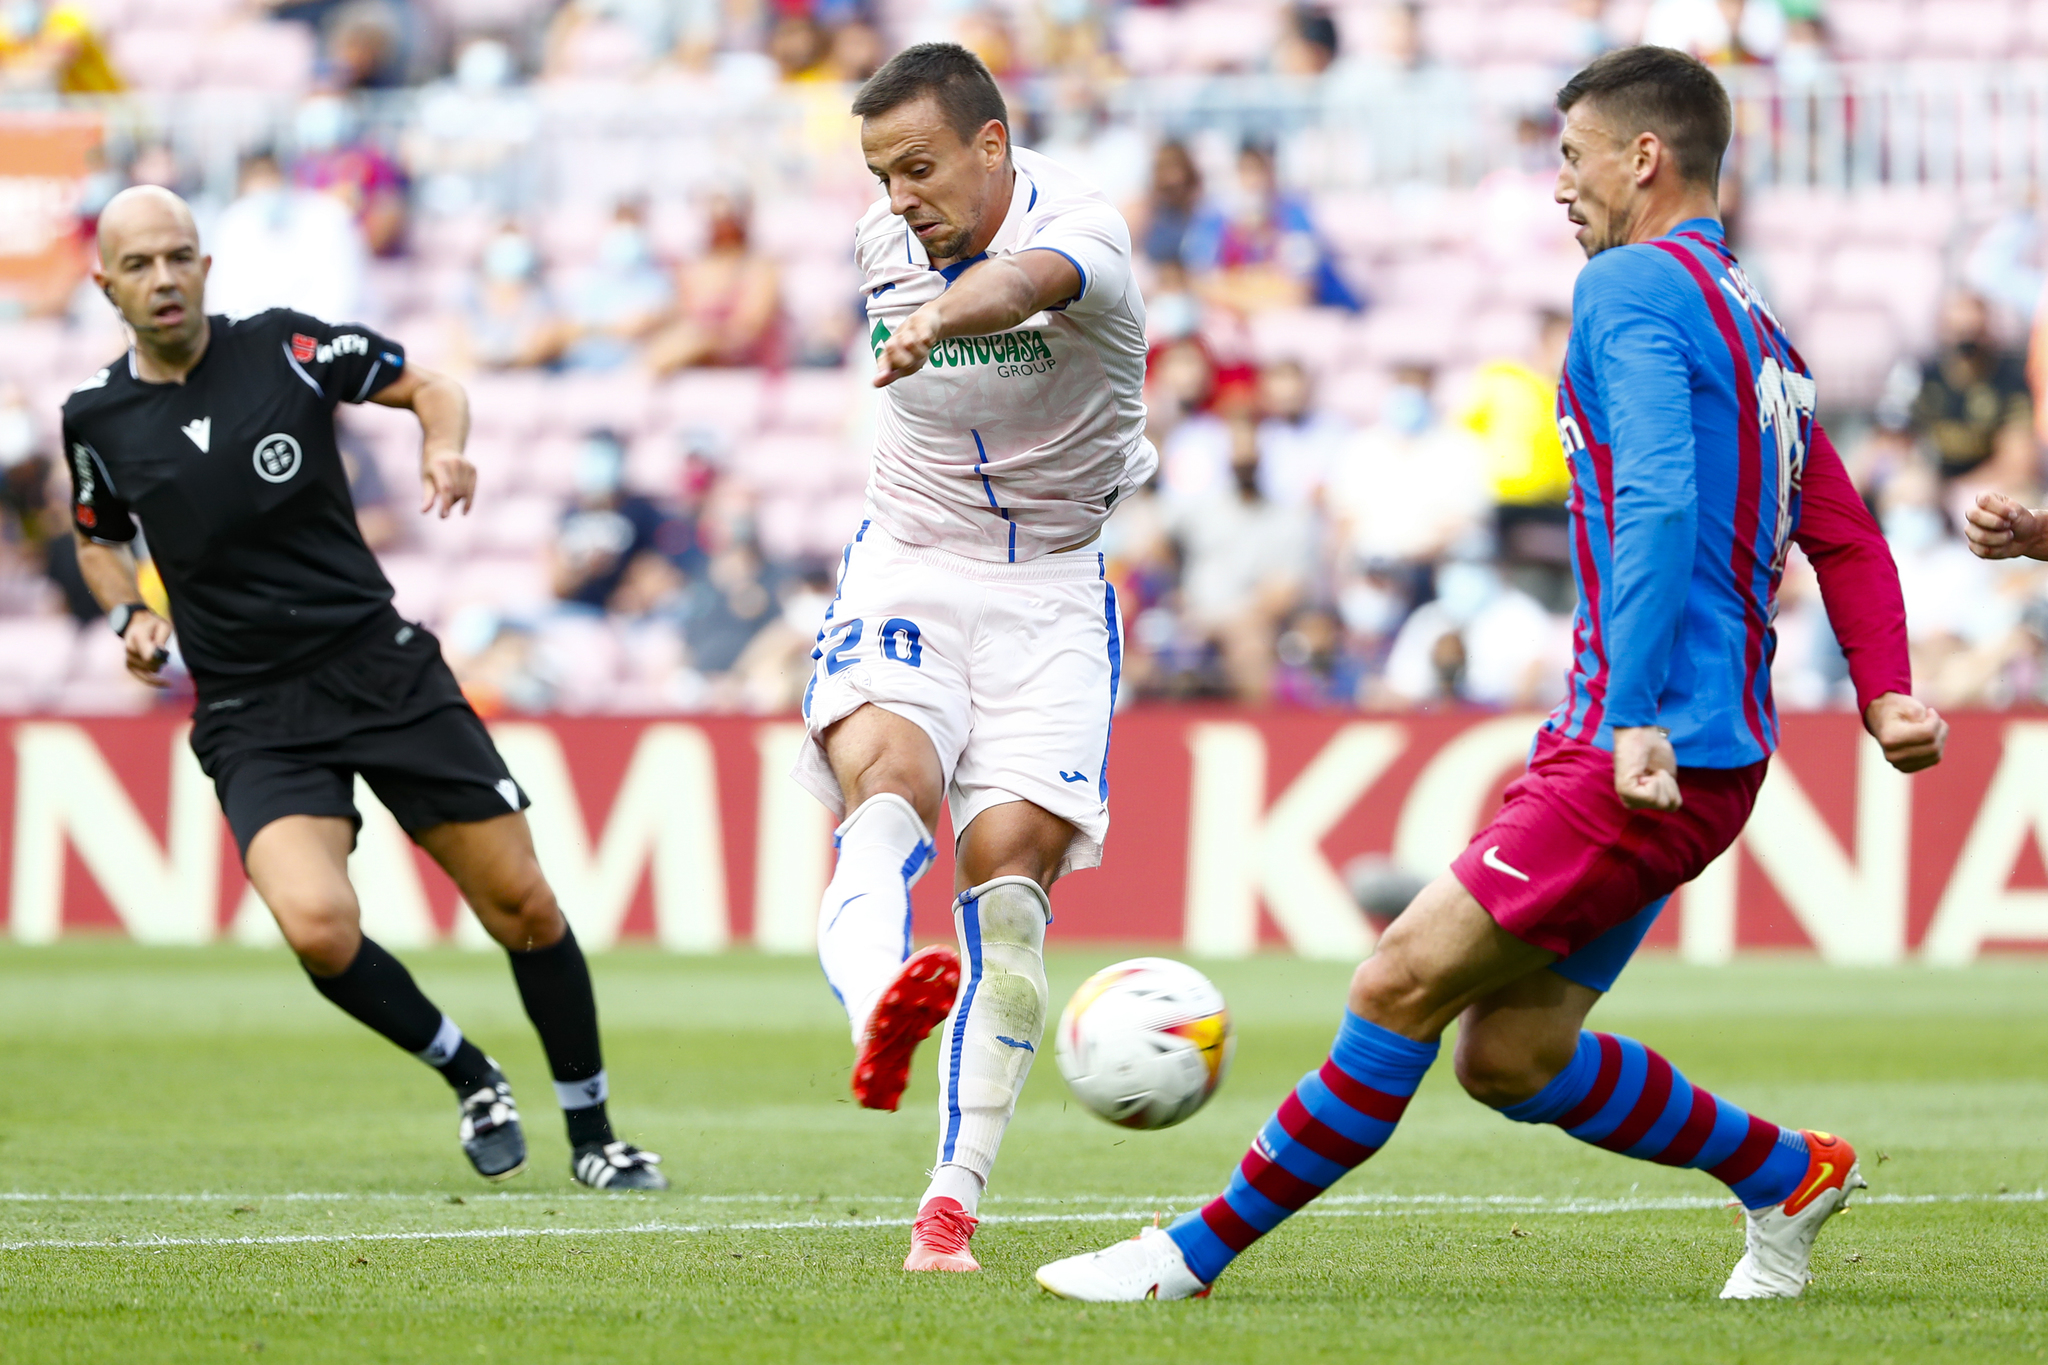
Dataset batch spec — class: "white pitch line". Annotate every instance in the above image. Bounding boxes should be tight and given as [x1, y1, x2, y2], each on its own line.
[1, 1190, 2039, 1254]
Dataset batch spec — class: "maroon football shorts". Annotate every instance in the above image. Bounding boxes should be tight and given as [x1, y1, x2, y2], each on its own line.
[1448, 728, 1767, 957]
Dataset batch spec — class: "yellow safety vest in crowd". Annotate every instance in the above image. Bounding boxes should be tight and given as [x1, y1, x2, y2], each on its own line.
[0, 3, 125, 94]
[1460, 358, 1571, 507]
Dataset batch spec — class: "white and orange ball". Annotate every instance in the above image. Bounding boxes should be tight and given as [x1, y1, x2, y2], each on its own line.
[1054, 957, 1235, 1130]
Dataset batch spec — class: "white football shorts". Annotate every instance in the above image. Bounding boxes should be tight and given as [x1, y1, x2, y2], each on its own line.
[793, 520, 1123, 876]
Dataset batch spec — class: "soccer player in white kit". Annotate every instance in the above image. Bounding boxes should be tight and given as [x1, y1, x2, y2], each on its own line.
[793, 43, 1153, 1273]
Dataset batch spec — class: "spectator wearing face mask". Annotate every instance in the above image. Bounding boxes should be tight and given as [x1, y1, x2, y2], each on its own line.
[1889, 290, 2038, 497]
[1325, 362, 1489, 614]
[550, 431, 676, 613]
[1377, 559, 1567, 709]
[456, 224, 564, 371]
[1254, 359, 1348, 508]
[1161, 417, 1315, 703]
[645, 190, 781, 374]
[290, 94, 408, 257]
[1130, 141, 1219, 271]
[1184, 141, 1359, 315]
[206, 148, 368, 324]
[557, 199, 673, 372]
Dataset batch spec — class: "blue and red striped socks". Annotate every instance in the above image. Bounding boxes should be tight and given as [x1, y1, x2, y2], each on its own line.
[1166, 1012, 1437, 1284]
[1500, 1031, 1809, 1209]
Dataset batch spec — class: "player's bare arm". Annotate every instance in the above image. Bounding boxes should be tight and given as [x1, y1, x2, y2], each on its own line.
[370, 364, 475, 518]
[1963, 490, 2048, 560]
[72, 534, 172, 687]
[873, 251, 1081, 388]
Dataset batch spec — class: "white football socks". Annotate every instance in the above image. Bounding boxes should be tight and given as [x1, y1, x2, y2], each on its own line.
[925, 876, 1051, 1215]
[816, 792, 935, 1044]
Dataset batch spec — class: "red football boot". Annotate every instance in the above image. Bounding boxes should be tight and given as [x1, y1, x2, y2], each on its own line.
[852, 945, 960, 1112]
[904, 1195, 980, 1272]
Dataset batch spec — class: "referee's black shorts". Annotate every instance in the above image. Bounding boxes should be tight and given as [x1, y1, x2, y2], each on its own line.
[188, 611, 530, 859]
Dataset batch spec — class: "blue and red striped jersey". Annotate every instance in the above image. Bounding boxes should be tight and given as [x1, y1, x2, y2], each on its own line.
[1548, 217, 1819, 769]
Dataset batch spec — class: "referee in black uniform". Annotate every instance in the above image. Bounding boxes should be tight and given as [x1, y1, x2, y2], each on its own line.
[63, 184, 665, 1191]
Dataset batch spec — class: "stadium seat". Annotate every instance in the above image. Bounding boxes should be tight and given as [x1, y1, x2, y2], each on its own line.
[1745, 245, 1822, 323]
[1319, 363, 1390, 425]
[1801, 305, 1902, 409]
[731, 434, 859, 494]
[1417, 5, 1487, 66]
[0, 617, 79, 707]
[533, 614, 626, 713]
[536, 206, 615, 269]
[547, 372, 657, 438]
[658, 369, 769, 446]
[475, 494, 563, 556]
[107, 27, 204, 91]
[57, 628, 153, 716]
[507, 435, 589, 500]
[1483, 5, 1586, 66]
[1179, 2, 1281, 72]
[412, 498, 487, 560]
[126, 0, 240, 23]
[197, 23, 316, 94]
[379, 553, 448, 625]
[1455, 307, 1540, 366]
[423, 0, 557, 28]
[1828, 0, 1913, 60]
[1247, 307, 1354, 375]
[764, 369, 857, 433]
[1907, 0, 2016, 60]
[464, 374, 552, 441]
[1112, 7, 1183, 77]
[551, 16, 652, 81]
[445, 555, 553, 619]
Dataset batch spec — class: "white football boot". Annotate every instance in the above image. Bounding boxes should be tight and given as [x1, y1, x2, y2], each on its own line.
[1035, 1226, 1212, 1302]
[1721, 1130, 1867, 1300]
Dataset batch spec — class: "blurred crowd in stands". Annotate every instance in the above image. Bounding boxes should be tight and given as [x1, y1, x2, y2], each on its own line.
[3, 0, 2048, 716]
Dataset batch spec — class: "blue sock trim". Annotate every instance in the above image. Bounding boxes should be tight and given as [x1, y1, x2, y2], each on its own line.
[1499, 1031, 1601, 1125]
[1166, 1211, 1233, 1284]
[939, 895, 982, 1164]
[1733, 1128, 1812, 1209]
[1329, 1011, 1440, 1084]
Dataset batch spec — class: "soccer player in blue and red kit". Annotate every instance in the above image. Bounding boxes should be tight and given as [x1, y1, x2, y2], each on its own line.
[1039, 46, 1950, 1303]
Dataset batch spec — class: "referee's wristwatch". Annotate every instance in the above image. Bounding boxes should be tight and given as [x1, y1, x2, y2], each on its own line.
[108, 602, 152, 638]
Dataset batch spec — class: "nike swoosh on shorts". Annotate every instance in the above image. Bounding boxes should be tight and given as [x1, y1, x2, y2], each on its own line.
[1482, 846, 1531, 882]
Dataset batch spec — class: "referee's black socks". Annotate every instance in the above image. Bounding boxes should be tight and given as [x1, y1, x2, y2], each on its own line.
[506, 926, 615, 1149]
[306, 936, 497, 1096]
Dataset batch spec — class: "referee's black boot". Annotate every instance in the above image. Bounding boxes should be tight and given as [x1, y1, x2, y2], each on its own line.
[457, 1063, 527, 1181]
[572, 1141, 669, 1191]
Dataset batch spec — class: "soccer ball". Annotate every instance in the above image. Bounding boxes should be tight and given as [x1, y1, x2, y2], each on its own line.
[1054, 957, 1235, 1130]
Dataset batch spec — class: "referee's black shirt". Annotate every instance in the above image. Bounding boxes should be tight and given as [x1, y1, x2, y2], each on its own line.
[62, 308, 407, 691]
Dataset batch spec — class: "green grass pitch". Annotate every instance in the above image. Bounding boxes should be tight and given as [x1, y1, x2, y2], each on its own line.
[1, 943, 2044, 1364]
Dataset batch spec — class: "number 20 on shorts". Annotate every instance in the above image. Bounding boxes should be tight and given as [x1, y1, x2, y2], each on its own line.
[822, 617, 922, 673]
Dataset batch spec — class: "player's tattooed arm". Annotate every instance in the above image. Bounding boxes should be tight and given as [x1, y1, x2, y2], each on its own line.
[72, 534, 173, 688]
[371, 364, 475, 518]
[873, 251, 1082, 389]
[1962, 490, 2048, 561]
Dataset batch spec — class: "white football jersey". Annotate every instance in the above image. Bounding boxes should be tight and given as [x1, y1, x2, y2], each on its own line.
[855, 146, 1155, 563]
